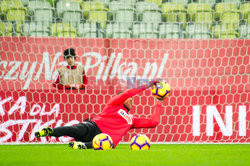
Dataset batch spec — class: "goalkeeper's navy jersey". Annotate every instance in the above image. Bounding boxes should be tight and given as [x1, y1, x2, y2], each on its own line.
[92, 85, 162, 147]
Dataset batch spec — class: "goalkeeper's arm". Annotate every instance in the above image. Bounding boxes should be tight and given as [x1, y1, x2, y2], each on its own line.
[107, 80, 158, 106]
[132, 101, 163, 128]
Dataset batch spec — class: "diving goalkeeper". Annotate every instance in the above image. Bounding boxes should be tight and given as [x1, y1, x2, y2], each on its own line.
[35, 80, 163, 149]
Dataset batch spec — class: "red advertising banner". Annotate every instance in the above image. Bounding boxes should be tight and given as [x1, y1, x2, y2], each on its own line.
[0, 37, 249, 143]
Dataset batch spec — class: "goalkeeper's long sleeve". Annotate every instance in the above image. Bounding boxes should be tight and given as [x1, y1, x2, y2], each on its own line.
[107, 80, 156, 106]
[132, 101, 162, 128]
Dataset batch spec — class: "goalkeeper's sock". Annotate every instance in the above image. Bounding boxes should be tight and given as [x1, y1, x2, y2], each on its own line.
[35, 127, 54, 138]
[69, 142, 87, 149]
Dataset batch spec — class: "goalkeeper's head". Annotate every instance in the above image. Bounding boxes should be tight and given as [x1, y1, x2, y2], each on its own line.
[124, 97, 133, 111]
[64, 48, 76, 66]
[118, 91, 133, 111]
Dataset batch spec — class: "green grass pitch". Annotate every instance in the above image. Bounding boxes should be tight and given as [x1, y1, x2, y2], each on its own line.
[0, 144, 249, 166]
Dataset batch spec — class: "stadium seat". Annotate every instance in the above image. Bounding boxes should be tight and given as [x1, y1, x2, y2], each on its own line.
[220, 32, 238, 39]
[108, 1, 118, 20]
[81, 2, 108, 28]
[187, 3, 197, 21]
[28, 1, 53, 24]
[212, 24, 220, 38]
[215, 3, 238, 21]
[145, 0, 162, 5]
[6, 1, 25, 13]
[105, 23, 113, 38]
[197, 0, 216, 6]
[22, 23, 34, 36]
[132, 22, 158, 39]
[109, 3, 134, 29]
[51, 23, 77, 37]
[187, 3, 213, 22]
[81, 2, 107, 17]
[159, 23, 180, 39]
[161, 3, 187, 28]
[78, 23, 95, 37]
[240, 3, 250, 20]
[119, 0, 137, 4]
[212, 24, 239, 39]
[30, 31, 50, 37]
[46, 0, 56, 6]
[0, 22, 13, 36]
[13, 22, 22, 36]
[195, 12, 213, 25]
[89, 11, 107, 29]
[106, 22, 131, 38]
[221, 12, 240, 28]
[132, 24, 142, 38]
[135, 2, 161, 30]
[185, 23, 211, 39]
[109, 1, 121, 12]
[51, 23, 58, 36]
[222, 0, 241, 7]
[239, 24, 250, 38]
[112, 30, 131, 38]
[78, 22, 104, 38]
[22, 22, 50, 37]
[215, 3, 240, 28]
[192, 33, 211, 39]
[116, 8, 134, 28]
[57, 1, 82, 24]
[139, 33, 158, 39]
[0, 0, 11, 16]
[136, 2, 150, 21]
[136, 2, 162, 29]
[140, 3, 161, 24]
[21, 0, 29, 6]
[109, 1, 131, 12]
[0, 20, 22, 36]
[28, 1, 51, 15]
[93, 0, 111, 6]
[7, 9, 26, 23]
[66, 0, 82, 3]
[3, 0, 26, 23]
[170, 0, 189, 6]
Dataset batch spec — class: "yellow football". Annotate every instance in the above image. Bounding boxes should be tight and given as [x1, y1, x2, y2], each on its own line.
[151, 81, 171, 100]
[130, 134, 151, 150]
[92, 133, 113, 150]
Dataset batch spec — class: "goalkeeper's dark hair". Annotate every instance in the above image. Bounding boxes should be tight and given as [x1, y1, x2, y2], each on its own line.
[117, 90, 125, 95]
[117, 90, 133, 112]
[117, 90, 133, 99]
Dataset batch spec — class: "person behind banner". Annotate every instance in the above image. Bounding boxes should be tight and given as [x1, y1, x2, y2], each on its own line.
[53, 48, 88, 90]
[36, 80, 164, 149]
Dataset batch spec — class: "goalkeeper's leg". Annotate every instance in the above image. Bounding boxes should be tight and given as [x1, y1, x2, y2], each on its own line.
[68, 141, 93, 149]
[35, 121, 101, 142]
[35, 127, 54, 137]
[35, 124, 88, 141]
[51, 125, 87, 140]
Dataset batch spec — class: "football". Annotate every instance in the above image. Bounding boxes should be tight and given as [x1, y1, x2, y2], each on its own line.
[130, 134, 151, 150]
[151, 80, 171, 100]
[92, 133, 113, 150]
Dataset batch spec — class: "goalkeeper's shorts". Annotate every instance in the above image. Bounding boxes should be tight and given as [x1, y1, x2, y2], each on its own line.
[75, 120, 102, 142]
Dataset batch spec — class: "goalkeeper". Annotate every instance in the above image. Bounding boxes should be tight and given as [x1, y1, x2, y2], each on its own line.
[35, 80, 163, 149]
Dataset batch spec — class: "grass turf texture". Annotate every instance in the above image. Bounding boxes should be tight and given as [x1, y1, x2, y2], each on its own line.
[0, 144, 249, 166]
